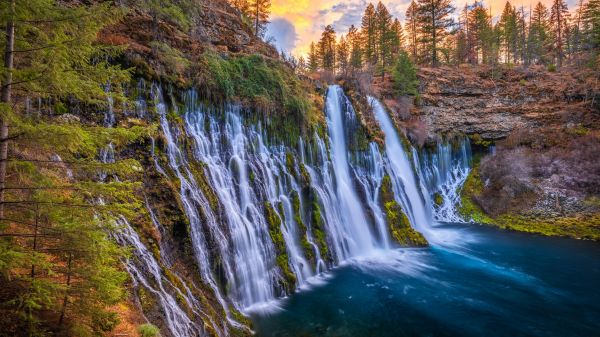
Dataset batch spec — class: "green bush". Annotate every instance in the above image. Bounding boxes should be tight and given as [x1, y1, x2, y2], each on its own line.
[138, 323, 161, 337]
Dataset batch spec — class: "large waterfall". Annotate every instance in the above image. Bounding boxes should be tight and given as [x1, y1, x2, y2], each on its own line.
[113, 83, 474, 335]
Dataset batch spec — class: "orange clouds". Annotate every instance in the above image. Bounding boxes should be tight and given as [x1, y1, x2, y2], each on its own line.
[270, 0, 579, 56]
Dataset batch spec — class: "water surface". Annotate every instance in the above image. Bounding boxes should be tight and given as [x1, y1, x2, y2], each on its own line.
[252, 223, 600, 337]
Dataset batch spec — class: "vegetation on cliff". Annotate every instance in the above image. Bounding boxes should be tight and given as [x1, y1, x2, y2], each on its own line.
[380, 175, 428, 247]
[460, 133, 600, 240]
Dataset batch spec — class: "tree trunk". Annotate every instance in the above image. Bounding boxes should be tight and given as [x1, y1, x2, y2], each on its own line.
[58, 253, 73, 326]
[0, 0, 15, 222]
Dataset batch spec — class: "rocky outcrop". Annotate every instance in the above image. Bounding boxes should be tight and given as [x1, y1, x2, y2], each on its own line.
[415, 65, 598, 140]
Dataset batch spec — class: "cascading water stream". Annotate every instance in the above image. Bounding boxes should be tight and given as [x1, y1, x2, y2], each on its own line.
[323, 86, 379, 258]
[417, 139, 471, 222]
[368, 97, 433, 238]
[113, 217, 208, 337]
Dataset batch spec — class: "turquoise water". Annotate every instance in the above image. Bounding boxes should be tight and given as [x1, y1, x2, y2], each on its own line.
[252, 224, 600, 337]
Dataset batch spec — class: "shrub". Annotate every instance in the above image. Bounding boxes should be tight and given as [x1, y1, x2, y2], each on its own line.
[138, 323, 161, 337]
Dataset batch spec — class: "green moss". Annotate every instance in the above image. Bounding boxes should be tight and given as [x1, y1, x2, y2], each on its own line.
[136, 287, 156, 314]
[310, 197, 329, 258]
[458, 163, 495, 225]
[264, 202, 296, 291]
[299, 163, 311, 187]
[379, 175, 428, 246]
[384, 200, 428, 247]
[468, 133, 493, 147]
[196, 52, 319, 146]
[493, 214, 600, 240]
[291, 192, 315, 265]
[285, 152, 296, 174]
[433, 193, 444, 207]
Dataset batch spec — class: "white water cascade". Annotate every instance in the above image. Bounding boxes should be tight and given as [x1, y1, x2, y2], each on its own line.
[322, 86, 384, 258]
[417, 139, 471, 222]
[369, 97, 433, 238]
[113, 217, 208, 337]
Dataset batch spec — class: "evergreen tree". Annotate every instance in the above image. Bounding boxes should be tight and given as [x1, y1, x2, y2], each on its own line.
[406, 1, 420, 61]
[337, 35, 350, 76]
[361, 3, 378, 65]
[319, 25, 337, 72]
[391, 18, 406, 57]
[0, 0, 139, 335]
[499, 2, 519, 63]
[550, 0, 571, 67]
[391, 51, 419, 96]
[308, 42, 320, 72]
[348, 25, 363, 73]
[468, 3, 495, 64]
[375, 1, 394, 76]
[417, 0, 455, 66]
[529, 2, 551, 64]
[583, 0, 600, 53]
[249, 0, 271, 37]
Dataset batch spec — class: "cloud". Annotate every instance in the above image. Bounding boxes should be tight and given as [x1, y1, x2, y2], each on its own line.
[271, 0, 581, 57]
[266, 17, 298, 54]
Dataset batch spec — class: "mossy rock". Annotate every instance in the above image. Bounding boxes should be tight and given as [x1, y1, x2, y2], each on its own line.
[263, 202, 297, 291]
[292, 192, 316, 266]
[433, 193, 444, 207]
[384, 200, 428, 247]
[379, 174, 427, 247]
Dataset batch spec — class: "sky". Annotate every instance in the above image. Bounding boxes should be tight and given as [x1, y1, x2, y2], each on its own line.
[265, 0, 580, 57]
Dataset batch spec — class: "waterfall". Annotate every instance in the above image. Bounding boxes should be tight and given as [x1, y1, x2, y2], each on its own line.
[322, 86, 380, 258]
[417, 139, 471, 222]
[113, 217, 206, 337]
[369, 97, 432, 238]
[123, 83, 475, 328]
[152, 87, 246, 329]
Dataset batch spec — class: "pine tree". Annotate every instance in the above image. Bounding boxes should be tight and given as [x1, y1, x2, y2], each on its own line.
[0, 1, 138, 335]
[406, 1, 420, 61]
[308, 42, 320, 72]
[499, 2, 519, 63]
[297, 56, 307, 74]
[361, 3, 378, 66]
[319, 25, 337, 72]
[391, 51, 419, 96]
[375, 1, 394, 76]
[348, 25, 363, 73]
[391, 18, 406, 55]
[529, 2, 551, 64]
[582, 0, 600, 51]
[468, 3, 495, 64]
[337, 35, 350, 76]
[249, 0, 271, 37]
[417, 0, 455, 66]
[550, 0, 571, 67]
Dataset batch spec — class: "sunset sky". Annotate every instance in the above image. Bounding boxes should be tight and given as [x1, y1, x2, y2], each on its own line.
[266, 0, 581, 57]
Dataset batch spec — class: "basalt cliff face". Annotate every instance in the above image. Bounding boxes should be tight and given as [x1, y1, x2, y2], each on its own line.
[416, 65, 598, 141]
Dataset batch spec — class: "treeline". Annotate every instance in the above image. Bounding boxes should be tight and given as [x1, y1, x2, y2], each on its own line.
[301, 0, 600, 75]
